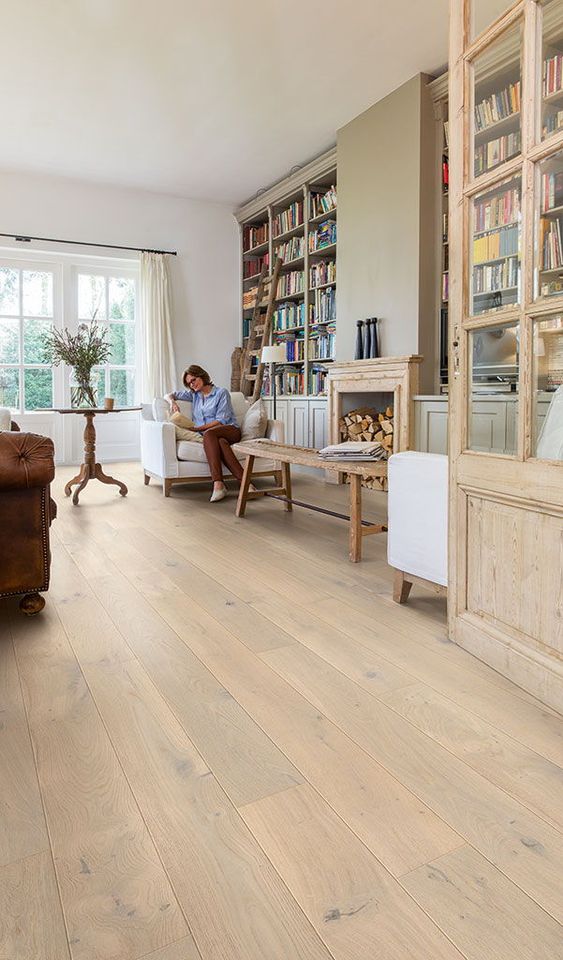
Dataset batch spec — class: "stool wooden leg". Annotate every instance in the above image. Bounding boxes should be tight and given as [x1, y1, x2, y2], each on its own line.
[349, 473, 362, 562]
[236, 455, 255, 517]
[393, 570, 413, 604]
[281, 462, 292, 511]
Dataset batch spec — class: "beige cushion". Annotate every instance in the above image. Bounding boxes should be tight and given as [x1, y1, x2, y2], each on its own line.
[152, 398, 170, 422]
[0, 408, 11, 432]
[176, 440, 209, 463]
[241, 399, 267, 440]
[230, 391, 249, 425]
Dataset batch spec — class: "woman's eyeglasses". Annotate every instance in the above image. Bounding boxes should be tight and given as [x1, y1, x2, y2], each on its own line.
[185, 377, 200, 389]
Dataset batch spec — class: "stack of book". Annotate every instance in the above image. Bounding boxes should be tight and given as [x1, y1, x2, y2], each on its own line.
[310, 260, 336, 288]
[273, 201, 303, 237]
[310, 286, 336, 324]
[275, 236, 304, 262]
[474, 187, 520, 232]
[309, 220, 337, 251]
[474, 80, 520, 131]
[277, 271, 304, 297]
[273, 302, 305, 331]
[319, 441, 386, 461]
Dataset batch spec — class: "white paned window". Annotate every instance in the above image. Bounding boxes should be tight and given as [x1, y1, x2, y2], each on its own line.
[0, 255, 139, 414]
[76, 268, 138, 407]
[0, 261, 59, 412]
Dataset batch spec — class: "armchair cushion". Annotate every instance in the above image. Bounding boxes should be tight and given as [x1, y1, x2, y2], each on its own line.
[0, 407, 11, 431]
[387, 451, 448, 587]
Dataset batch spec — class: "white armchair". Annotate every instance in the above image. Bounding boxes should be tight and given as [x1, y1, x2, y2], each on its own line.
[387, 451, 448, 603]
[141, 392, 284, 496]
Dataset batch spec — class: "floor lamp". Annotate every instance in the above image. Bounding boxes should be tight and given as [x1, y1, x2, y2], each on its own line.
[261, 344, 286, 420]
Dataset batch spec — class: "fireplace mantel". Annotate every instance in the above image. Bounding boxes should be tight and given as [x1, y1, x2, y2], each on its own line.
[327, 355, 422, 452]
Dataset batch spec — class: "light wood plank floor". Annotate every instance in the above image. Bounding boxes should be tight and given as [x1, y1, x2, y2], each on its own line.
[1, 464, 562, 960]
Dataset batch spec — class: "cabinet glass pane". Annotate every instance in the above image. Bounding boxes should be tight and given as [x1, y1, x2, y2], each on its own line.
[536, 149, 563, 299]
[468, 321, 519, 455]
[472, 0, 509, 41]
[471, 175, 521, 316]
[473, 22, 521, 178]
[533, 315, 563, 458]
[541, 0, 563, 140]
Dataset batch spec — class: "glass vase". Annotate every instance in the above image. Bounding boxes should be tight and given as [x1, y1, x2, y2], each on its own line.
[69, 369, 97, 408]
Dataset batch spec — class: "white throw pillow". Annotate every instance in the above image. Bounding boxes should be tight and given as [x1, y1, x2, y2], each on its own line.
[0, 408, 11, 431]
[241, 399, 268, 440]
[152, 398, 170, 422]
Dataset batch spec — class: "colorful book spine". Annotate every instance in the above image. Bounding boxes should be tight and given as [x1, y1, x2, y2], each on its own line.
[277, 271, 304, 298]
[275, 236, 304, 263]
[310, 186, 337, 219]
[472, 256, 519, 294]
[243, 253, 269, 279]
[474, 80, 520, 132]
[273, 301, 306, 331]
[309, 221, 337, 251]
[474, 188, 520, 233]
[310, 260, 336, 288]
[243, 221, 269, 251]
[309, 286, 336, 324]
[273, 200, 304, 237]
[474, 130, 521, 176]
[309, 365, 328, 395]
[308, 324, 336, 361]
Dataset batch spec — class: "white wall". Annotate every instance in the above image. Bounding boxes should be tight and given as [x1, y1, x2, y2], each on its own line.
[0, 170, 239, 390]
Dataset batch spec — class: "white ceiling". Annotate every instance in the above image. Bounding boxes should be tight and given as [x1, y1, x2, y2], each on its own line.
[2, 0, 454, 205]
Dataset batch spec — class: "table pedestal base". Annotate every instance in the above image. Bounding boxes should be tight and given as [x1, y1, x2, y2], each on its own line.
[65, 461, 128, 505]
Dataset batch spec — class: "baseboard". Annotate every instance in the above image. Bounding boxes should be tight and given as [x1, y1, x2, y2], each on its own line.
[455, 612, 563, 715]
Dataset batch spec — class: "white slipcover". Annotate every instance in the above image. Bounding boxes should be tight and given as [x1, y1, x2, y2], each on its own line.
[536, 385, 563, 461]
[387, 451, 448, 587]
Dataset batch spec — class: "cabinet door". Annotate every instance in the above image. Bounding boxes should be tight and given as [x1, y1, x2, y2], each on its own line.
[415, 401, 448, 454]
[308, 400, 328, 449]
[469, 401, 507, 455]
[287, 401, 308, 447]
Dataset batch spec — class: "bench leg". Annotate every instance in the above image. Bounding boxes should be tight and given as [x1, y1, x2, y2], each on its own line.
[236, 455, 255, 518]
[349, 473, 362, 562]
[281, 462, 292, 511]
[393, 570, 413, 604]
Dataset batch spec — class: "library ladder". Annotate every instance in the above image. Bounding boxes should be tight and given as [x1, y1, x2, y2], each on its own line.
[240, 256, 283, 401]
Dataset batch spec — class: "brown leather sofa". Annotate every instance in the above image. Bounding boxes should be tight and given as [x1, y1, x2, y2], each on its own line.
[0, 431, 57, 615]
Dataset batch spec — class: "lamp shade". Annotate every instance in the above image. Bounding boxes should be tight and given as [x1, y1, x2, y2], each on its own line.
[261, 344, 286, 364]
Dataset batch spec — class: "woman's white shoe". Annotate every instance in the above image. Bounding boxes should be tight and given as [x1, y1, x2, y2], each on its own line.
[209, 486, 227, 503]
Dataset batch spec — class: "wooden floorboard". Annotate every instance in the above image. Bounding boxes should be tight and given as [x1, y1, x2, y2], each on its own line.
[0, 462, 561, 959]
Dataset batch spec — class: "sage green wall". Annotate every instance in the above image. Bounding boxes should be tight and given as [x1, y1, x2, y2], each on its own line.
[336, 74, 438, 392]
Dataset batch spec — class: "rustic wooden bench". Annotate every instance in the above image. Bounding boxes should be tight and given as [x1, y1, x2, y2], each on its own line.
[233, 439, 387, 562]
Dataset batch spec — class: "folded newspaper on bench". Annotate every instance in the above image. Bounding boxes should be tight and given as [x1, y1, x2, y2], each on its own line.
[318, 441, 387, 461]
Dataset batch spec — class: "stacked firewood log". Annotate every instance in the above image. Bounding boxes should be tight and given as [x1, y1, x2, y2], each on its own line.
[339, 406, 394, 490]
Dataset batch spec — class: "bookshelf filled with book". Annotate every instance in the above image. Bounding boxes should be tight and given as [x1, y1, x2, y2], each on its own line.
[238, 152, 337, 404]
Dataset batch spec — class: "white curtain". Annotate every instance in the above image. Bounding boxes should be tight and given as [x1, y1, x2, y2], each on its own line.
[139, 252, 177, 400]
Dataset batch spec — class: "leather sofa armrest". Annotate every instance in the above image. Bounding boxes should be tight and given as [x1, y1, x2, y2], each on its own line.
[0, 432, 55, 491]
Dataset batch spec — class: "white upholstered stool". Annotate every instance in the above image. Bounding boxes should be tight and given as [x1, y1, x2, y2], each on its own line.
[387, 451, 448, 604]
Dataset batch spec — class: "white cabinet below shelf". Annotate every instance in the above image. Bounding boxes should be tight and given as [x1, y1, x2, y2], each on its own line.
[263, 396, 328, 449]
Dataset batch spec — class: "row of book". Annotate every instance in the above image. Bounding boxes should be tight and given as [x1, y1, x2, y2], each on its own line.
[474, 130, 521, 176]
[242, 285, 258, 309]
[541, 277, 563, 297]
[270, 367, 304, 396]
[473, 224, 519, 264]
[541, 217, 563, 270]
[310, 260, 336, 288]
[541, 171, 563, 212]
[442, 212, 448, 243]
[473, 256, 519, 294]
[277, 271, 304, 298]
[544, 51, 563, 99]
[310, 185, 337, 219]
[273, 301, 305, 330]
[243, 222, 268, 252]
[474, 80, 520, 132]
[273, 200, 303, 238]
[309, 365, 328, 395]
[442, 155, 449, 191]
[275, 236, 304, 263]
[544, 108, 563, 137]
[309, 326, 335, 361]
[243, 254, 268, 279]
[309, 286, 336, 324]
[309, 220, 337, 251]
[474, 187, 520, 233]
[274, 335, 305, 362]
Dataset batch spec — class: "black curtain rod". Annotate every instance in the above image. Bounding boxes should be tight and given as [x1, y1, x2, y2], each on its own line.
[0, 232, 177, 256]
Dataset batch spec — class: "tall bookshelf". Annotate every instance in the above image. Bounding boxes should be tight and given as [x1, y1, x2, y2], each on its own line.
[238, 153, 337, 400]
